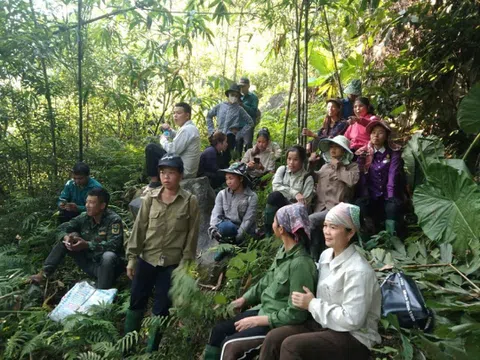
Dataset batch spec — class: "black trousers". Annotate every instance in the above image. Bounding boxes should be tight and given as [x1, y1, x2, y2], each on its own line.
[43, 242, 122, 289]
[129, 257, 177, 316]
[145, 143, 167, 178]
[209, 310, 270, 360]
[355, 197, 402, 224]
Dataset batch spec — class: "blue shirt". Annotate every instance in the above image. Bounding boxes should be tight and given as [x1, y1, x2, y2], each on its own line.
[341, 98, 354, 119]
[58, 177, 102, 212]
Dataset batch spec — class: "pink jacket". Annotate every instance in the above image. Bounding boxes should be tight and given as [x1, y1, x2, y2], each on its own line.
[344, 114, 378, 150]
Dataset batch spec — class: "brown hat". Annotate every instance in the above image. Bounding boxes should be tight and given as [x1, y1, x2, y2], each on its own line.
[366, 120, 391, 134]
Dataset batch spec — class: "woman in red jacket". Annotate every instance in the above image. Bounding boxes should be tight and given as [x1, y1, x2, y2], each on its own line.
[344, 97, 378, 152]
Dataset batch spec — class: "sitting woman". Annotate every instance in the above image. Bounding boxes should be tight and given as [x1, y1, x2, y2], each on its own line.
[203, 204, 317, 360]
[208, 163, 258, 261]
[309, 135, 359, 260]
[259, 202, 382, 360]
[344, 97, 379, 152]
[264, 145, 314, 236]
[355, 120, 404, 237]
[302, 98, 348, 156]
[198, 131, 230, 189]
[242, 128, 276, 183]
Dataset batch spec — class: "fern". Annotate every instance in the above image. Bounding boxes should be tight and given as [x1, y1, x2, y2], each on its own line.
[115, 331, 139, 354]
[4, 330, 32, 359]
[77, 352, 103, 360]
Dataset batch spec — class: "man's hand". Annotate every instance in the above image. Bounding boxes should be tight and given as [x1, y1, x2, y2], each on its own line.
[291, 286, 315, 310]
[295, 193, 305, 204]
[127, 267, 135, 280]
[235, 316, 261, 332]
[65, 203, 78, 212]
[68, 237, 88, 252]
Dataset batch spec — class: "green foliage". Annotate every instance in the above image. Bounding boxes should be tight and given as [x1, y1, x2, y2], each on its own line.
[458, 82, 480, 134]
[413, 163, 480, 256]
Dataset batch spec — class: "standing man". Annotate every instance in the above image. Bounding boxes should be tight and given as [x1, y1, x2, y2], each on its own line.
[145, 102, 200, 190]
[58, 162, 102, 223]
[238, 76, 259, 153]
[31, 188, 124, 289]
[124, 154, 200, 352]
[341, 79, 362, 119]
[206, 84, 253, 160]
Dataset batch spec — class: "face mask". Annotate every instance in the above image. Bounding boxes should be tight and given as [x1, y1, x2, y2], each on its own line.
[229, 95, 238, 103]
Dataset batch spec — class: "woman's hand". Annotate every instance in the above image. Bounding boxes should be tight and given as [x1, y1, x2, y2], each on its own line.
[348, 116, 358, 125]
[302, 128, 316, 138]
[295, 193, 305, 204]
[247, 161, 256, 169]
[230, 297, 246, 310]
[291, 286, 315, 310]
[234, 316, 269, 332]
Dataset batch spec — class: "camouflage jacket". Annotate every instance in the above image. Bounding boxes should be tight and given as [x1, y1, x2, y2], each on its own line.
[56, 209, 124, 260]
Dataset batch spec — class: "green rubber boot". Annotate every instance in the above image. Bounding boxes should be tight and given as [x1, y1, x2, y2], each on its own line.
[124, 309, 143, 334]
[203, 344, 221, 360]
[385, 219, 397, 236]
[146, 327, 162, 353]
[264, 204, 277, 237]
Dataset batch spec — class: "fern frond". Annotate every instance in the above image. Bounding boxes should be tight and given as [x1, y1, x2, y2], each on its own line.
[77, 352, 103, 360]
[115, 331, 139, 353]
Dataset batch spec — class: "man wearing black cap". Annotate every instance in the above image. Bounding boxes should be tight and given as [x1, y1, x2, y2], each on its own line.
[238, 77, 259, 152]
[206, 84, 253, 159]
[125, 153, 200, 352]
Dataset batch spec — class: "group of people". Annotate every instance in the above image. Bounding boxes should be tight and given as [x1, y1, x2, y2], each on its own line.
[30, 78, 407, 358]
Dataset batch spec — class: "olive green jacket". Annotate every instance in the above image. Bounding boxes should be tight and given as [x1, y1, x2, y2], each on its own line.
[243, 244, 317, 328]
[126, 187, 200, 269]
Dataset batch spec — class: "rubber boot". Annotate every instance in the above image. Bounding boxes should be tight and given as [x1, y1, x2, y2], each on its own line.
[203, 344, 221, 360]
[264, 204, 277, 237]
[146, 327, 162, 353]
[385, 219, 397, 236]
[124, 309, 144, 334]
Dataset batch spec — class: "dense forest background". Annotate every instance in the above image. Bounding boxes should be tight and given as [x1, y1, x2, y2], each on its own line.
[0, 0, 479, 359]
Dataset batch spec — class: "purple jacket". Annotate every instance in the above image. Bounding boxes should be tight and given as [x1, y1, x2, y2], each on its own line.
[357, 147, 402, 200]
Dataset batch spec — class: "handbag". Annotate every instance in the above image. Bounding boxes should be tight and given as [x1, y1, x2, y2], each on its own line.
[380, 271, 434, 332]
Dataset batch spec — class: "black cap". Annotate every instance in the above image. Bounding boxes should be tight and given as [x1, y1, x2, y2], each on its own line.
[239, 77, 250, 85]
[158, 153, 184, 174]
[225, 83, 242, 97]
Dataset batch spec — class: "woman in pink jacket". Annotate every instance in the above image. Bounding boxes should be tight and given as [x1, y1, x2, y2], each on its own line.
[344, 97, 378, 152]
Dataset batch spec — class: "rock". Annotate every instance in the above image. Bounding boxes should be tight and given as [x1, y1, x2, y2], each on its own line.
[263, 91, 287, 111]
[128, 176, 220, 283]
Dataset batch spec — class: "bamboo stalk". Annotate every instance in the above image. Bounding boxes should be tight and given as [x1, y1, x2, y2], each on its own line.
[462, 132, 480, 161]
[449, 263, 480, 293]
[283, 51, 298, 149]
[322, 6, 343, 97]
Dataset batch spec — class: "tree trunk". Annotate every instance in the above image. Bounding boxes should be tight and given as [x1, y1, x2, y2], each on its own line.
[303, 0, 310, 146]
[233, 7, 244, 81]
[295, 0, 303, 144]
[77, 0, 84, 161]
[322, 6, 343, 97]
[28, 0, 57, 182]
[283, 51, 298, 149]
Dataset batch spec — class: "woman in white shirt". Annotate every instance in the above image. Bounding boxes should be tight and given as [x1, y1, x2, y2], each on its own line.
[259, 202, 381, 360]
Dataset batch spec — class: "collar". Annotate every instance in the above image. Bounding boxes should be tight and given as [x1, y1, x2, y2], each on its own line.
[88, 209, 108, 226]
[149, 186, 187, 200]
[182, 120, 193, 127]
[320, 244, 356, 270]
[374, 146, 386, 154]
[276, 243, 304, 261]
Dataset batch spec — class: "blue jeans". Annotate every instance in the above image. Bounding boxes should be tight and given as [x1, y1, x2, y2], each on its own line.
[217, 220, 239, 239]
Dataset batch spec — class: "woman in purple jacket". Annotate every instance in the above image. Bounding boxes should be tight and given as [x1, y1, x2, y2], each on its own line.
[355, 120, 404, 237]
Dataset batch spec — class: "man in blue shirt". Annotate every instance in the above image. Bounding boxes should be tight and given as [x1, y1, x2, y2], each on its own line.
[341, 79, 362, 119]
[58, 162, 102, 223]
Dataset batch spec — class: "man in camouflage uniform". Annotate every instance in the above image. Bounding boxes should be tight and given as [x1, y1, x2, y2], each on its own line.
[31, 188, 124, 289]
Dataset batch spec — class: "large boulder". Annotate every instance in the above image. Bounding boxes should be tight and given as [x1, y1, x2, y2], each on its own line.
[128, 176, 220, 282]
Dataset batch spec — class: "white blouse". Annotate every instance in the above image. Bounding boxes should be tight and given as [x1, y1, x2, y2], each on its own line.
[308, 245, 382, 349]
